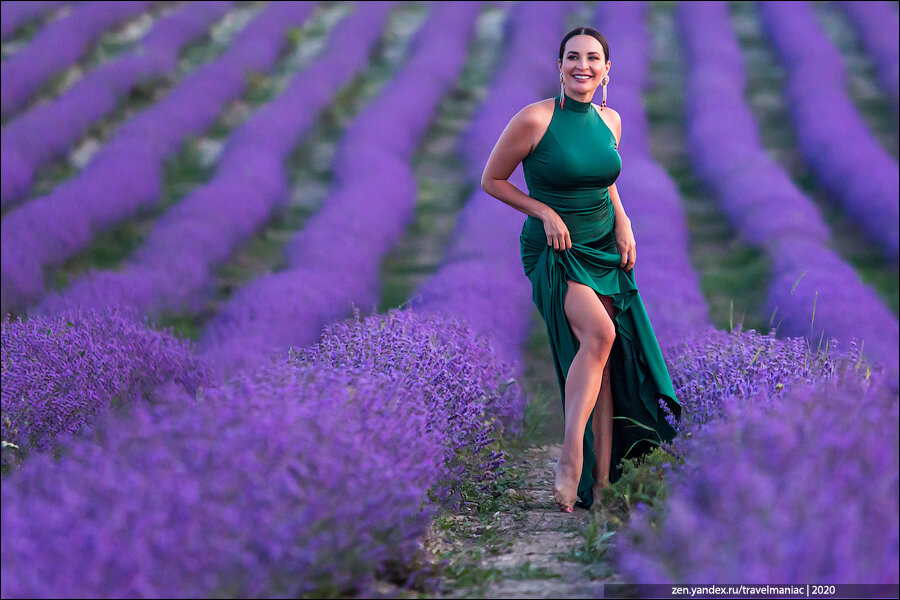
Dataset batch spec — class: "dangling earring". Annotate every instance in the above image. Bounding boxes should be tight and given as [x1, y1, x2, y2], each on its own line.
[600, 74, 609, 110]
[559, 72, 565, 110]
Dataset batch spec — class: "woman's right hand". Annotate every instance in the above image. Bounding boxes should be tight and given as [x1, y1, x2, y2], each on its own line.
[542, 209, 572, 251]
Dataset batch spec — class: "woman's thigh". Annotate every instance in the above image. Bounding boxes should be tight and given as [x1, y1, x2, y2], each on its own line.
[563, 280, 616, 352]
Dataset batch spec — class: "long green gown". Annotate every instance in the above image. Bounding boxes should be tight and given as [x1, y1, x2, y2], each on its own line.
[519, 92, 681, 509]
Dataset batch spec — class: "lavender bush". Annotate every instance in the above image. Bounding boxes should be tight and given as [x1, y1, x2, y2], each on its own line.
[290, 307, 527, 496]
[1, 1, 233, 206]
[677, 1, 899, 371]
[758, 0, 899, 260]
[614, 367, 898, 584]
[838, 1, 899, 110]
[35, 2, 393, 324]
[1, 2, 316, 313]
[1, 307, 211, 472]
[1, 1, 68, 41]
[662, 324, 869, 432]
[1, 365, 444, 598]
[199, 2, 480, 376]
[1, 1, 154, 118]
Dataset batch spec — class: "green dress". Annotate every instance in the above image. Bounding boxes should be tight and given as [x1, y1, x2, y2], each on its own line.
[519, 93, 681, 509]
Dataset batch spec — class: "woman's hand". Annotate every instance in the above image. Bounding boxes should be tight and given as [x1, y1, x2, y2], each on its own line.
[615, 216, 636, 271]
[542, 209, 572, 251]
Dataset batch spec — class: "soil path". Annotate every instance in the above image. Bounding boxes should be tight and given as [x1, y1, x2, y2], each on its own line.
[423, 440, 622, 598]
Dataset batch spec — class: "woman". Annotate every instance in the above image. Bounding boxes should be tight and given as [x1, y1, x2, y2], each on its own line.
[481, 27, 682, 513]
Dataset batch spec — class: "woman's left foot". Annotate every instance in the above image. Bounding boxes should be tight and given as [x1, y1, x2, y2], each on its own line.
[591, 479, 610, 508]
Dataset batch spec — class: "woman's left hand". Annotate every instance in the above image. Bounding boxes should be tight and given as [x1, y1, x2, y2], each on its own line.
[615, 217, 636, 271]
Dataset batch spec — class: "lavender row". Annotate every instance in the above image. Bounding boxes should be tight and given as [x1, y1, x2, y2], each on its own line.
[411, 3, 570, 372]
[1, 1, 154, 118]
[198, 2, 482, 377]
[1, 307, 211, 472]
[1, 2, 234, 207]
[0, 1, 67, 41]
[34, 3, 395, 328]
[677, 2, 898, 369]
[662, 325, 858, 430]
[0, 2, 317, 314]
[838, 1, 899, 110]
[2, 307, 524, 597]
[758, 1, 899, 260]
[290, 308, 526, 497]
[615, 331, 898, 583]
[593, 2, 710, 346]
[2, 363, 443, 598]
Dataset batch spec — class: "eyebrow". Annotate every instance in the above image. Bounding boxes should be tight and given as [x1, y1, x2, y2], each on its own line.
[566, 50, 602, 56]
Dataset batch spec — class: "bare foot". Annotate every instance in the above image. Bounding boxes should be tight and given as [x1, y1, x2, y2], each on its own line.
[591, 478, 610, 509]
[552, 458, 579, 512]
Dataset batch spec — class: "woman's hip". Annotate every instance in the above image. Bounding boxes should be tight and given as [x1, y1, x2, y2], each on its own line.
[520, 211, 616, 252]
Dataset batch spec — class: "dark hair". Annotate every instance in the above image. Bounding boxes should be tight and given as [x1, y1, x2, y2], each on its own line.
[558, 27, 609, 63]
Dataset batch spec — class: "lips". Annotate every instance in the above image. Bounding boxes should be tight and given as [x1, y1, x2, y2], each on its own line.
[573, 74, 592, 81]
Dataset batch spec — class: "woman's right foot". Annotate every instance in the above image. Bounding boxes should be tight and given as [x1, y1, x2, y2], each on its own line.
[553, 459, 579, 513]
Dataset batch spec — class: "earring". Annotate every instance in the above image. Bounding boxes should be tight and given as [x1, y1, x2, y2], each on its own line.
[559, 73, 565, 110]
[600, 74, 609, 110]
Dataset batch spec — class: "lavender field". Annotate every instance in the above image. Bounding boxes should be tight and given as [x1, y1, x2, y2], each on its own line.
[2, 1, 898, 597]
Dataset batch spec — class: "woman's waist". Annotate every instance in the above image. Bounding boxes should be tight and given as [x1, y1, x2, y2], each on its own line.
[527, 187, 611, 214]
[521, 203, 616, 245]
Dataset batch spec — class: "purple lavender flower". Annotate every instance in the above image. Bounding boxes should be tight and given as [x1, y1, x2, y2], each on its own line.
[1, 306, 211, 471]
[661, 325, 873, 432]
[837, 1, 899, 110]
[0, 1, 67, 40]
[677, 1, 899, 372]
[199, 2, 480, 376]
[290, 306, 527, 494]
[1, 364, 443, 597]
[615, 364, 898, 584]
[1, 2, 317, 314]
[1, 2, 234, 207]
[1, 1, 154, 118]
[758, 1, 899, 260]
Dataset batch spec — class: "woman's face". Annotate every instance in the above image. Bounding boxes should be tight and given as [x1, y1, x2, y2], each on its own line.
[558, 34, 609, 97]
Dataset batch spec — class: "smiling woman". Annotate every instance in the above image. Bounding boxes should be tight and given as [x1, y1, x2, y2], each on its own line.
[558, 27, 611, 111]
[480, 26, 682, 514]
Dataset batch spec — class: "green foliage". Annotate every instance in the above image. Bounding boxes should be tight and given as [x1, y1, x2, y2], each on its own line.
[592, 445, 682, 531]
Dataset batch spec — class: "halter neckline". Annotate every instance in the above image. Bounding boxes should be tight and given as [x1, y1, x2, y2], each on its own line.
[558, 92, 592, 113]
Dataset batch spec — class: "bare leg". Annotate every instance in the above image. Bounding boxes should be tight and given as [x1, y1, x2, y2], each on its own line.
[553, 281, 616, 510]
[591, 295, 616, 504]
[591, 360, 613, 504]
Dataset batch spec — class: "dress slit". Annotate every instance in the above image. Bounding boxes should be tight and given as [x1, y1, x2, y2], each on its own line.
[522, 233, 681, 509]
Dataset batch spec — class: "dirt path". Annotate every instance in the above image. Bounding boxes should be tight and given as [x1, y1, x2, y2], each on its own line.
[421, 437, 623, 598]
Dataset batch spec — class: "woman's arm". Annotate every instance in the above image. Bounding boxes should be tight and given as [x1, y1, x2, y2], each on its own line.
[604, 107, 630, 224]
[608, 183, 630, 225]
[481, 102, 574, 251]
[605, 107, 636, 271]
[480, 103, 552, 220]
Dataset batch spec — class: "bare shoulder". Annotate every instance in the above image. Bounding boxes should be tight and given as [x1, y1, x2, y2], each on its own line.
[602, 106, 622, 124]
[591, 103, 621, 125]
[510, 98, 555, 150]
[592, 103, 621, 142]
[513, 98, 555, 127]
